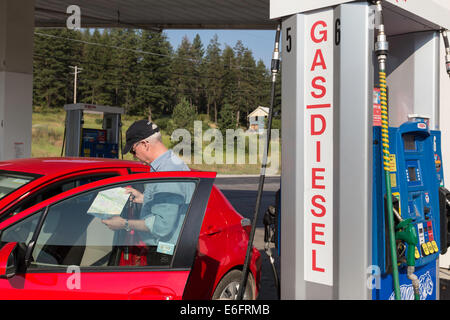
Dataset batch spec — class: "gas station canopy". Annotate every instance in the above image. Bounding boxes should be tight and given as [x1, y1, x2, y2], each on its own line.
[33, 0, 450, 34]
[271, 0, 450, 36]
[35, 0, 277, 30]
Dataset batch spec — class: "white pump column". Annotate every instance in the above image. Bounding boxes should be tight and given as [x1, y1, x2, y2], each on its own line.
[0, 0, 35, 160]
[279, 2, 374, 299]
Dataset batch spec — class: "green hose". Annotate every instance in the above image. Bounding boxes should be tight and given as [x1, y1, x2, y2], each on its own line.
[379, 70, 401, 300]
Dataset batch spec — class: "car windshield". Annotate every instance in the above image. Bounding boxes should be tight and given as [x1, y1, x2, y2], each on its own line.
[0, 173, 36, 200]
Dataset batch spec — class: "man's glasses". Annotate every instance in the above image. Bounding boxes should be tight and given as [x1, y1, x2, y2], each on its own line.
[130, 140, 145, 156]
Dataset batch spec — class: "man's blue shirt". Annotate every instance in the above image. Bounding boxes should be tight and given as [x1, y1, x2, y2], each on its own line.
[149, 149, 190, 172]
[138, 150, 194, 247]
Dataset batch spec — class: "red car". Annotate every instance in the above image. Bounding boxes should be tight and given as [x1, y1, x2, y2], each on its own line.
[0, 157, 150, 219]
[0, 158, 261, 300]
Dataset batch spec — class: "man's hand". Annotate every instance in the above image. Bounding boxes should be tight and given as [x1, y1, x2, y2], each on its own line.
[102, 216, 126, 230]
[101, 216, 150, 232]
[124, 187, 144, 204]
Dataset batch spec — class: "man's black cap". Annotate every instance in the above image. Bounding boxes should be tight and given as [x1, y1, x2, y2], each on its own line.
[122, 120, 160, 155]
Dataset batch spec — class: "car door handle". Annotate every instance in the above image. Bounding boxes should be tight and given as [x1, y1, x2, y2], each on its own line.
[205, 226, 223, 236]
[128, 286, 175, 300]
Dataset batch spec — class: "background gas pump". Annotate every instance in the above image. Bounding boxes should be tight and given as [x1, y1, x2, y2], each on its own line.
[62, 103, 123, 159]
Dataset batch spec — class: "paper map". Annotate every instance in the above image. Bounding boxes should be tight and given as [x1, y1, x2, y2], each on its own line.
[87, 187, 130, 216]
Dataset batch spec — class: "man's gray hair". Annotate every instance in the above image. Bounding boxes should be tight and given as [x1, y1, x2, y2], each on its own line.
[144, 131, 162, 144]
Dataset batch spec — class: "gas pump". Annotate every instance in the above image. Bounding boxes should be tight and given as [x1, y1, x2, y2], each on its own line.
[371, 2, 450, 300]
[63, 103, 124, 159]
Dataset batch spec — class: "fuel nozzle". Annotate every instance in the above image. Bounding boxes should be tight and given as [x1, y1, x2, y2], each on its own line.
[441, 29, 450, 78]
[374, 1, 389, 70]
[395, 219, 418, 266]
[396, 219, 420, 300]
[270, 24, 281, 83]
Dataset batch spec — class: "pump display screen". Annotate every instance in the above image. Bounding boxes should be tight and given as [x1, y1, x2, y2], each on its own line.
[403, 134, 416, 151]
[408, 167, 417, 181]
[406, 160, 422, 185]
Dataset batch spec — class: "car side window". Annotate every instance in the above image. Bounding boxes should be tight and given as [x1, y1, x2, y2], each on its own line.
[0, 211, 43, 250]
[28, 180, 196, 269]
[2, 173, 119, 220]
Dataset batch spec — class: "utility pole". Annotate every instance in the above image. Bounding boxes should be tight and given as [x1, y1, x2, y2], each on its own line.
[69, 66, 83, 103]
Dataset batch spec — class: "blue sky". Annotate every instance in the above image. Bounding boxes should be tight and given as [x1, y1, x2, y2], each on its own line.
[164, 29, 275, 69]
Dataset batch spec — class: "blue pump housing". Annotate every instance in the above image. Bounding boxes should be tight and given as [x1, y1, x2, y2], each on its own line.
[372, 119, 443, 300]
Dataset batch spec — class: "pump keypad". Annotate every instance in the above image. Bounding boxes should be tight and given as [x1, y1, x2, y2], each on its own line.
[421, 243, 430, 256]
[431, 240, 439, 252]
[427, 242, 434, 254]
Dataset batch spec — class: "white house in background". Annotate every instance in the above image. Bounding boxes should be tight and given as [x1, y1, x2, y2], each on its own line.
[247, 106, 269, 134]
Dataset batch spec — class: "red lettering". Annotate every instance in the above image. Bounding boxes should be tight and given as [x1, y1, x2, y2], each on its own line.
[312, 168, 325, 189]
[312, 223, 326, 245]
[311, 20, 328, 43]
[316, 141, 321, 162]
[312, 249, 325, 272]
[311, 114, 326, 135]
[311, 195, 326, 217]
[311, 76, 326, 99]
[311, 49, 327, 71]
[307, 104, 331, 109]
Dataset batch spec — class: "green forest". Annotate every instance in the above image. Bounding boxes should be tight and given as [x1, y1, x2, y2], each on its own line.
[33, 28, 281, 131]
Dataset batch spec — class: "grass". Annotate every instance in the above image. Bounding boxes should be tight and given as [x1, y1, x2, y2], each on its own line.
[31, 108, 281, 175]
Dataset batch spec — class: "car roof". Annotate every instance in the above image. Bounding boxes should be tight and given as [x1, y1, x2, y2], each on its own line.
[0, 157, 147, 176]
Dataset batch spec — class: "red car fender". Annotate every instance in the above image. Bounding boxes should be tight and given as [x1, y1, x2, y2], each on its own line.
[183, 186, 261, 299]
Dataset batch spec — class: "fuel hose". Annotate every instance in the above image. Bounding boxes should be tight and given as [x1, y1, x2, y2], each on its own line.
[373, 0, 401, 300]
[236, 23, 281, 300]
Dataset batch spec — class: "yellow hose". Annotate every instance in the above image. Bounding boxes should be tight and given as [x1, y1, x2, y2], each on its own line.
[379, 72, 390, 171]
[379, 70, 401, 300]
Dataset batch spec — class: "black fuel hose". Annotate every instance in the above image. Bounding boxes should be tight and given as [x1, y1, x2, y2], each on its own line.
[236, 23, 281, 300]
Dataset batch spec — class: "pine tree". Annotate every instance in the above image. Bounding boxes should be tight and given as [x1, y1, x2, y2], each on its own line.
[135, 30, 173, 118]
[221, 45, 237, 125]
[232, 40, 246, 128]
[109, 29, 140, 114]
[254, 59, 271, 108]
[204, 34, 223, 124]
[218, 103, 235, 136]
[172, 97, 197, 136]
[240, 49, 258, 127]
[191, 34, 205, 114]
[78, 29, 113, 106]
[171, 36, 195, 105]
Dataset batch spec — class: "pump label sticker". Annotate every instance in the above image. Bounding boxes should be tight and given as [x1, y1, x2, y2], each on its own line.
[389, 154, 397, 172]
[417, 123, 427, 130]
[303, 9, 334, 287]
[389, 271, 434, 300]
[373, 88, 382, 126]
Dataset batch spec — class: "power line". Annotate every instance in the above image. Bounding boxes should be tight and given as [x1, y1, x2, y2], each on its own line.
[34, 30, 268, 72]
[33, 53, 227, 81]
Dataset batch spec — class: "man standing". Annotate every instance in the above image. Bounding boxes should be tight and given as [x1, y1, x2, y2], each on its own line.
[102, 119, 192, 236]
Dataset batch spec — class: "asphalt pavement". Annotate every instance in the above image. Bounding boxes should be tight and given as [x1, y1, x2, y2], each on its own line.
[214, 175, 450, 300]
[214, 175, 281, 300]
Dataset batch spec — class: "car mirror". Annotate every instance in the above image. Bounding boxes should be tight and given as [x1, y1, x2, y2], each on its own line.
[0, 242, 19, 279]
